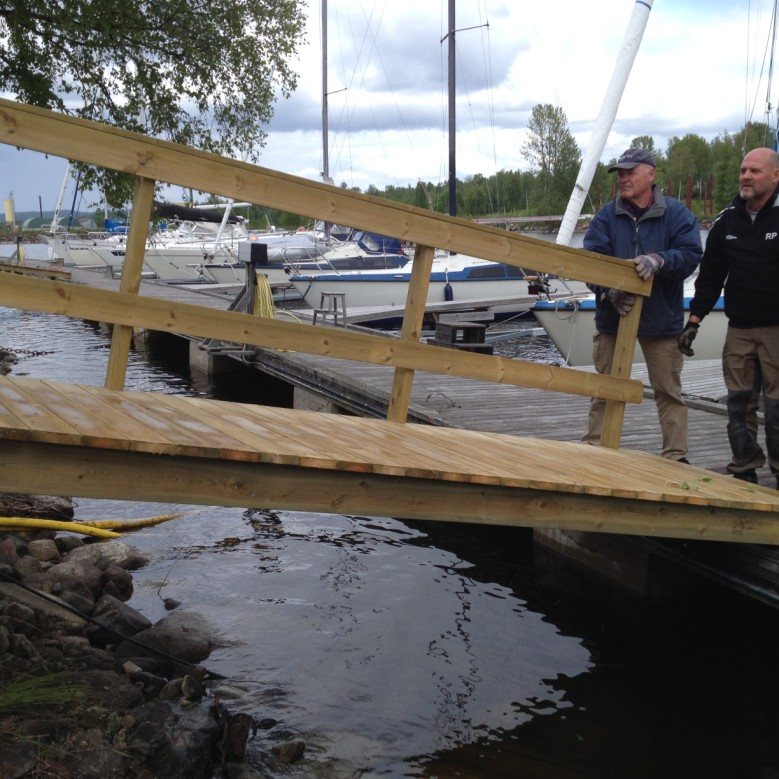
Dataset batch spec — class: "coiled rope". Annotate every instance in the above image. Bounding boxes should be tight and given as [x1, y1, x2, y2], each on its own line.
[253, 271, 275, 318]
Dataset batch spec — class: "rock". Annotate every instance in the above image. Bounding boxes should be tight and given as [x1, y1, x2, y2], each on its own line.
[0, 536, 19, 564]
[27, 538, 61, 563]
[44, 558, 104, 597]
[125, 698, 222, 779]
[52, 738, 127, 778]
[181, 673, 206, 703]
[61, 669, 145, 711]
[56, 639, 122, 673]
[87, 593, 152, 648]
[0, 581, 86, 635]
[13, 554, 42, 579]
[223, 763, 274, 779]
[222, 711, 253, 762]
[7, 633, 43, 664]
[0, 518, 262, 779]
[0, 493, 74, 520]
[101, 563, 134, 600]
[57, 587, 96, 616]
[66, 541, 150, 571]
[55, 534, 86, 555]
[3, 600, 37, 631]
[0, 743, 35, 778]
[114, 610, 220, 665]
[271, 739, 305, 764]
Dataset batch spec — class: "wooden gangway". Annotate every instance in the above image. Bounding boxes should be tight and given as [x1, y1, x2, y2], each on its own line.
[3, 374, 779, 545]
[3, 97, 779, 546]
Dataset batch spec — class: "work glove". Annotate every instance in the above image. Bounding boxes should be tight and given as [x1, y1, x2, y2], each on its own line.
[634, 253, 664, 280]
[606, 288, 637, 316]
[677, 321, 699, 357]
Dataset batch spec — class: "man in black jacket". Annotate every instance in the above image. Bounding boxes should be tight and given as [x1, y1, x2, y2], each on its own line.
[679, 147, 779, 485]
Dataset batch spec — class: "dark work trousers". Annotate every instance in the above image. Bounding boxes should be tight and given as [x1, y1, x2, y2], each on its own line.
[723, 324, 779, 475]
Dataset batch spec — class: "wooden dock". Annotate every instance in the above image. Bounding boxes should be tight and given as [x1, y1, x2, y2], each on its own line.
[45, 268, 779, 604]
[3, 373, 779, 547]
[40, 266, 761, 486]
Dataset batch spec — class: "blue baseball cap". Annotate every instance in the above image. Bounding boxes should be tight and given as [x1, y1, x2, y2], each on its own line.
[608, 148, 656, 173]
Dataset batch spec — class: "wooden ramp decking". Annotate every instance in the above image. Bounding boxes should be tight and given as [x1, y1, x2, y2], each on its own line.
[2, 375, 779, 545]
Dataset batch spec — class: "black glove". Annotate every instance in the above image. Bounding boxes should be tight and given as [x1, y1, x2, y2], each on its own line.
[677, 321, 699, 357]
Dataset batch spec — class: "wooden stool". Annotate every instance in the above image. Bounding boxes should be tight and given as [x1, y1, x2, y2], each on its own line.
[312, 291, 347, 327]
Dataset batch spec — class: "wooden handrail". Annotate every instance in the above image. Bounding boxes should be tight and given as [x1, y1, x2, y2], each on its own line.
[0, 99, 650, 292]
[0, 98, 647, 444]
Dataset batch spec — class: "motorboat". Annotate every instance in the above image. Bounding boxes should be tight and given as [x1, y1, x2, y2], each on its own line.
[289, 251, 588, 314]
[204, 229, 410, 287]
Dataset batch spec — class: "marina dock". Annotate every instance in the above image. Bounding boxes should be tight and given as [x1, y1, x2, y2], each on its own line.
[58, 266, 743, 483]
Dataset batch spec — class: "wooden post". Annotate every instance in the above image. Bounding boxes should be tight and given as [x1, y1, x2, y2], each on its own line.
[599, 294, 644, 448]
[387, 244, 436, 423]
[104, 176, 156, 390]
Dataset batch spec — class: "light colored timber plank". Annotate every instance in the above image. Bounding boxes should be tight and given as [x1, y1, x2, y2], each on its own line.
[0, 376, 84, 444]
[2, 374, 777, 515]
[157, 394, 370, 469]
[0, 273, 644, 405]
[85, 387, 263, 460]
[285, 409, 498, 479]
[31, 380, 175, 452]
[4, 441, 779, 544]
[106, 176, 156, 390]
[388, 243, 435, 422]
[0, 98, 651, 294]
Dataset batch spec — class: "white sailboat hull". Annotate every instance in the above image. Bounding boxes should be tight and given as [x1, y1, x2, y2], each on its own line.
[532, 294, 727, 365]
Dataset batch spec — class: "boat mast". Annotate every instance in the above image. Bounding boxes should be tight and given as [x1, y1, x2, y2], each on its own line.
[556, 0, 654, 246]
[321, 0, 332, 241]
[49, 162, 71, 233]
[322, 0, 329, 188]
[447, 0, 456, 218]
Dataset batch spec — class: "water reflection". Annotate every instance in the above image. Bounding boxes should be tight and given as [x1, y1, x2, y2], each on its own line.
[108, 508, 592, 776]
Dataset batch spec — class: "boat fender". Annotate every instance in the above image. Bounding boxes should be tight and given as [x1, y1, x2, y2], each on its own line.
[444, 271, 453, 301]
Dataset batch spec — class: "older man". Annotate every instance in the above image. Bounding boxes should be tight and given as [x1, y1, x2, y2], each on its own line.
[679, 147, 779, 486]
[583, 148, 702, 461]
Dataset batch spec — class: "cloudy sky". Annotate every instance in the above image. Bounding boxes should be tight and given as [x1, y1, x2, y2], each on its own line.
[2, 0, 776, 213]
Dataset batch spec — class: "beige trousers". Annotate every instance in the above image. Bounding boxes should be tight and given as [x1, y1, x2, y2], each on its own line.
[582, 332, 688, 460]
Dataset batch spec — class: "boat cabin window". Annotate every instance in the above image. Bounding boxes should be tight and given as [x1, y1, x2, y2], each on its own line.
[467, 264, 509, 279]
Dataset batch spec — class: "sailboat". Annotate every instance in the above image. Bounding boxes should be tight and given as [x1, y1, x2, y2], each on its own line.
[289, 0, 568, 317]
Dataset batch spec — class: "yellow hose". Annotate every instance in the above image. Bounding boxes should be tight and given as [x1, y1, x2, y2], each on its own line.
[0, 511, 189, 538]
[254, 271, 275, 318]
[77, 512, 187, 530]
[0, 518, 120, 539]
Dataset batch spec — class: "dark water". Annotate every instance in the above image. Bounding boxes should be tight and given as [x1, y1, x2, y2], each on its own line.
[6, 304, 779, 779]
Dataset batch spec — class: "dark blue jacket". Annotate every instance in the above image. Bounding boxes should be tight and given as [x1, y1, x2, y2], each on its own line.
[690, 184, 779, 328]
[583, 186, 702, 336]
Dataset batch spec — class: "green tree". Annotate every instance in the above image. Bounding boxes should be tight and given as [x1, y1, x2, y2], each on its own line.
[628, 135, 660, 157]
[461, 174, 490, 217]
[710, 122, 775, 211]
[665, 134, 711, 200]
[521, 104, 580, 213]
[0, 0, 306, 205]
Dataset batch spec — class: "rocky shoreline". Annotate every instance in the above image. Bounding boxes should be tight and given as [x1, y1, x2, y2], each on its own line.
[0, 493, 305, 778]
